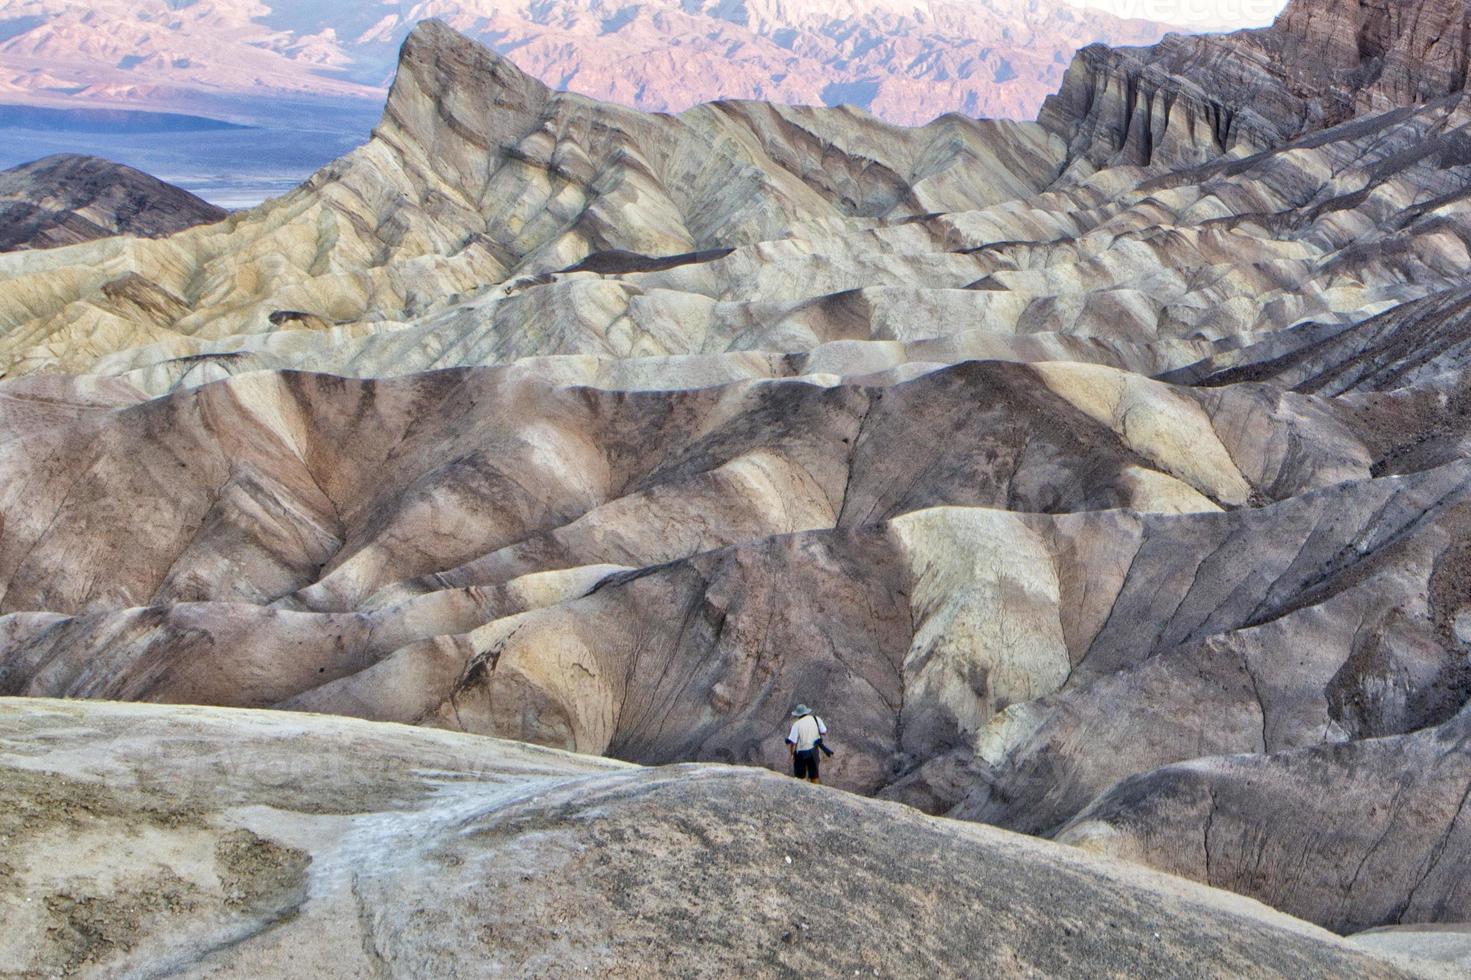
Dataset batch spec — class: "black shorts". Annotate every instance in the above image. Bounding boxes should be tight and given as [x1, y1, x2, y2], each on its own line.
[792, 748, 819, 779]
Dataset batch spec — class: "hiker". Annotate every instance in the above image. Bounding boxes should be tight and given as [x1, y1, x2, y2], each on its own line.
[785, 703, 830, 784]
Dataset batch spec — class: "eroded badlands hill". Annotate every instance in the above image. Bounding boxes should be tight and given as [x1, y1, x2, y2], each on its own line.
[0, 154, 226, 252]
[3, 1, 1471, 959]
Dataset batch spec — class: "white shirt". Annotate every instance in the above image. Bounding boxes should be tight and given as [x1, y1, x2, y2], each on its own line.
[787, 714, 827, 751]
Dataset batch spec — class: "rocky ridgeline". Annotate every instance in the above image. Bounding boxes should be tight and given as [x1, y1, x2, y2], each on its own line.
[1043, 0, 1471, 170]
[2, 3, 1471, 975]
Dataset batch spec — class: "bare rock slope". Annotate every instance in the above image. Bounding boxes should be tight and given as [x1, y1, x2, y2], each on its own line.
[0, 698, 1439, 978]
[1060, 711, 1471, 936]
[3, 3, 1471, 958]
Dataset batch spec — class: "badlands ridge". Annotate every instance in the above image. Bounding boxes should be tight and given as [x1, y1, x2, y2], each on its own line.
[3, 0, 1471, 974]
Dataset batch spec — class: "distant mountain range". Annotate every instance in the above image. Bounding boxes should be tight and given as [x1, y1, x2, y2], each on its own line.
[0, 0, 1182, 126]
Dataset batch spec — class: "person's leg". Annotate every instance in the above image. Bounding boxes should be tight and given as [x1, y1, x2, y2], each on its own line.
[809, 754, 820, 784]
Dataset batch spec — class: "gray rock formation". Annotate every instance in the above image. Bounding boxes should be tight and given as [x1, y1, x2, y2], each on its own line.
[1060, 711, 1471, 936]
[0, 698, 1441, 979]
[0, 154, 226, 252]
[1041, 0, 1471, 171]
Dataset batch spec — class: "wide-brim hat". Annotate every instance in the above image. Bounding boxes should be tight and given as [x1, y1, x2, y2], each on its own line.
[792, 704, 812, 717]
